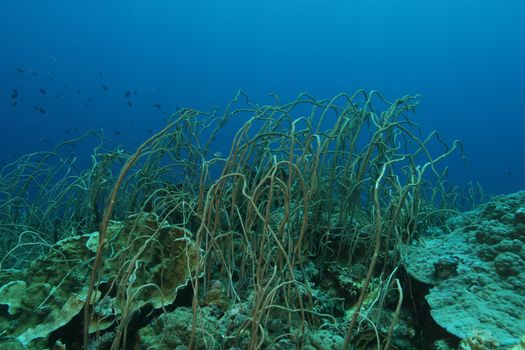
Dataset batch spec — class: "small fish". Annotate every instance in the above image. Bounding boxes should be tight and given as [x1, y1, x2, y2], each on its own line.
[102, 85, 108, 92]
[146, 129, 153, 134]
[152, 103, 161, 110]
[124, 90, 132, 98]
[114, 130, 121, 136]
[34, 106, 47, 114]
[56, 94, 61, 99]
[16, 68, 24, 74]
[127, 101, 132, 108]
[11, 89, 19, 99]
[31, 71, 38, 77]
[40, 88, 46, 95]
[77, 89, 81, 95]
[65, 130, 70, 135]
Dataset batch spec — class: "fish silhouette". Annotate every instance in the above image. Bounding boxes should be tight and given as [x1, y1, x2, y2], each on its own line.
[34, 106, 47, 114]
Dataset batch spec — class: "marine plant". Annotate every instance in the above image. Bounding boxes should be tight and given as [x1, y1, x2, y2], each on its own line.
[0, 90, 464, 349]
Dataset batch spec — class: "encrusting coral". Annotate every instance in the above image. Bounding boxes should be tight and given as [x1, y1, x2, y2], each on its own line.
[0, 212, 198, 349]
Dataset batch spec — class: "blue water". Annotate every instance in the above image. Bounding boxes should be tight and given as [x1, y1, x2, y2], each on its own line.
[1, 1, 524, 195]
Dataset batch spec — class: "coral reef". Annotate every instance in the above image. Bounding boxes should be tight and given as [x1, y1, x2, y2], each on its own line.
[0, 233, 99, 348]
[0, 212, 198, 348]
[0, 91, 493, 349]
[404, 191, 525, 348]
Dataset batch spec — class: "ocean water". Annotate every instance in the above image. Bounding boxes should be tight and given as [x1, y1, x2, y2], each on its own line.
[1, 0, 524, 195]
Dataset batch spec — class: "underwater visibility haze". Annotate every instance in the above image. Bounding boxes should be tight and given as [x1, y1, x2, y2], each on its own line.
[1, 0, 524, 195]
[1, 1, 525, 349]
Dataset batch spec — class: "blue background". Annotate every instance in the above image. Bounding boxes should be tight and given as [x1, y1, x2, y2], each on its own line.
[1, 1, 524, 195]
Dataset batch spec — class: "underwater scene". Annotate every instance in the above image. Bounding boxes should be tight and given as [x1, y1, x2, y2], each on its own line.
[1, 1, 524, 349]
